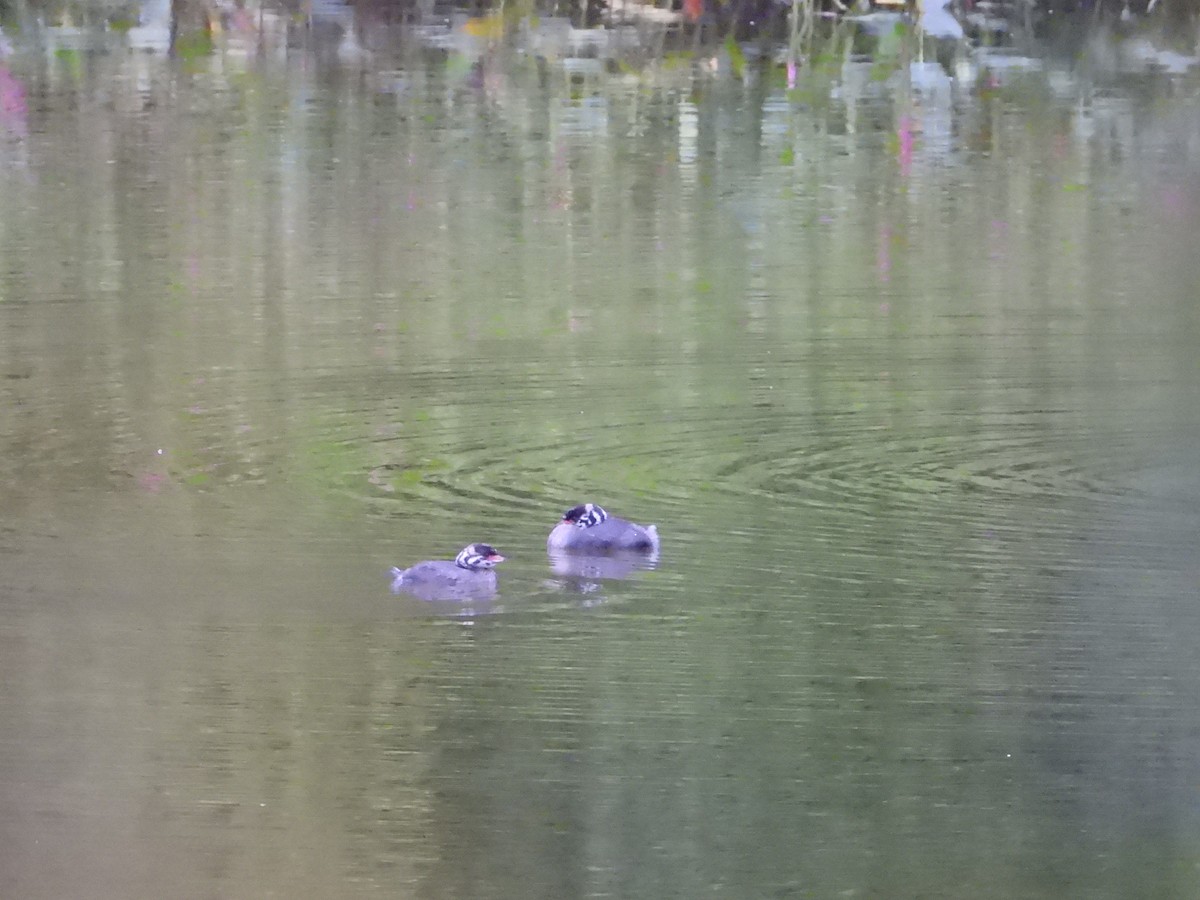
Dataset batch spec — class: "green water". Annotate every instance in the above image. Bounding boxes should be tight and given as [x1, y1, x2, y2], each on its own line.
[1, 35, 1199, 899]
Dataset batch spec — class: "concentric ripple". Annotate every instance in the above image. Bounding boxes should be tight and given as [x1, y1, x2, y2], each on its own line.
[708, 423, 1129, 510]
[318, 375, 1134, 539]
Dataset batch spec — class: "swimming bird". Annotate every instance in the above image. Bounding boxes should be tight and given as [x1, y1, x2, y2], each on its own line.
[546, 503, 659, 554]
[390, 543, 506, 600]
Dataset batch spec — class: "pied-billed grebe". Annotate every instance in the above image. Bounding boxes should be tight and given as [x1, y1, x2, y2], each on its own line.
[390, 543, 506, 600]
[547, 504, 659, 554]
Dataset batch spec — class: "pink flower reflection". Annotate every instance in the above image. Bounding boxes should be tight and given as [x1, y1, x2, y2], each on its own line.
[897, 115, 913, 177]
[0, 64, 27, 137]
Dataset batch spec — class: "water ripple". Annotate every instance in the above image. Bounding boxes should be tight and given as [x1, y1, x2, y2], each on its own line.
[325, 390, 1131, 539]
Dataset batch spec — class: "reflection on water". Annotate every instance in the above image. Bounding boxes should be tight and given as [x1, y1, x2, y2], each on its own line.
[548, 549, 659, 581]
[546, 549, 660, 602]
[2, 23, 1200, 900]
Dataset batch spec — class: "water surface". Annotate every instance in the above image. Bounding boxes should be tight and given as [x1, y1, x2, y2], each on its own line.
[2, 31, 1200, 899]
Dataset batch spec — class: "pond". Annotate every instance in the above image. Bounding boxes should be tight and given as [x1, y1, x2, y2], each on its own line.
[2, 18, 1199, 899]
